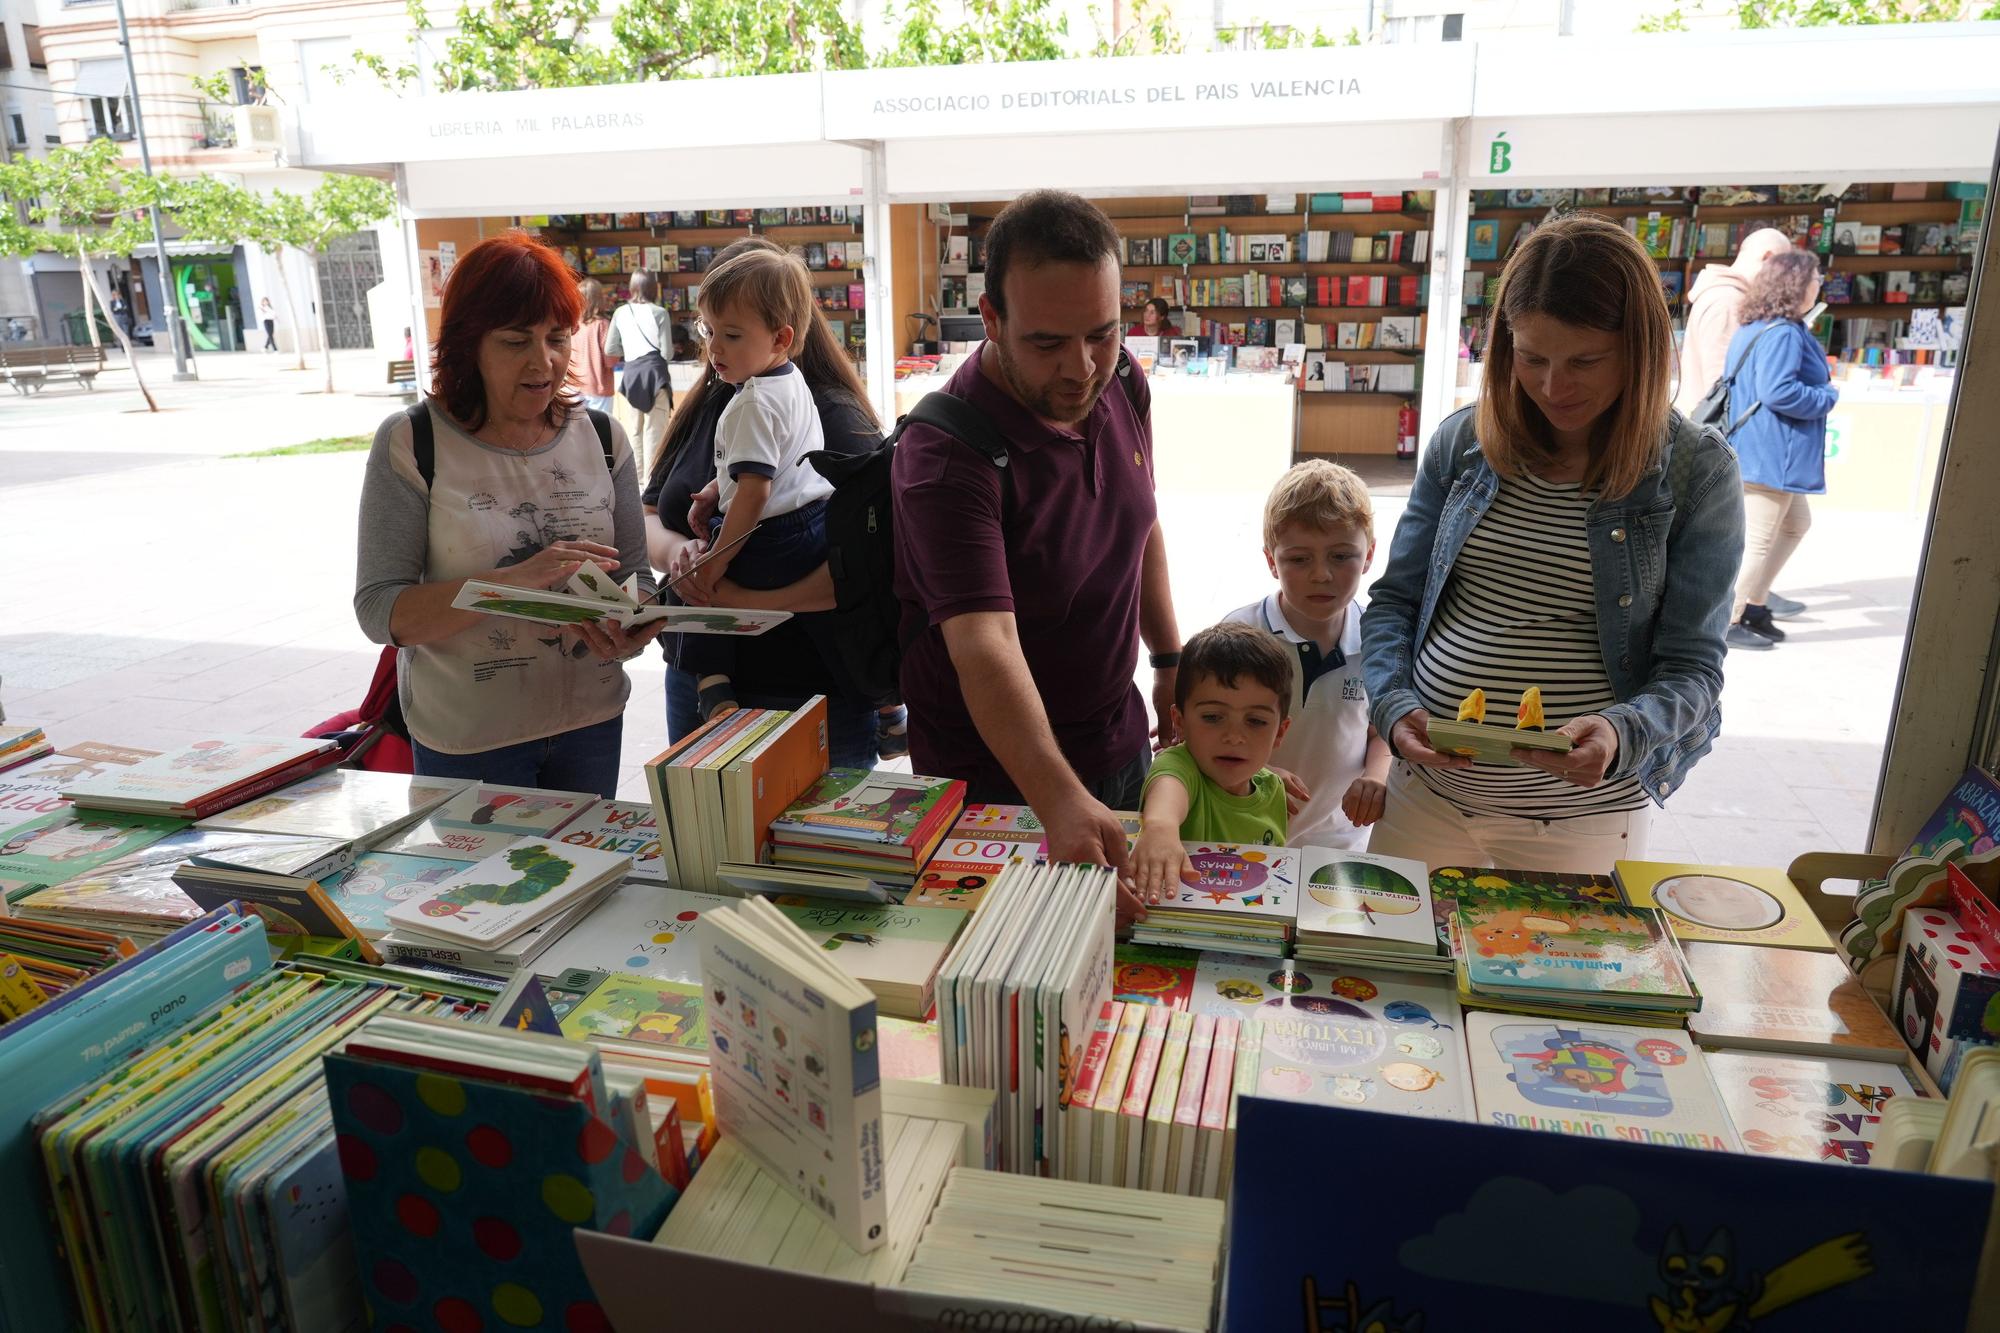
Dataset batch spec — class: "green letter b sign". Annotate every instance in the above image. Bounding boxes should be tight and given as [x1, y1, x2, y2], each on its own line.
[1489, 133, 1512, 175]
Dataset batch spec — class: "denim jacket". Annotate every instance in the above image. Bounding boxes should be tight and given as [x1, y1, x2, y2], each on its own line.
[1360, 406, 1745, 807]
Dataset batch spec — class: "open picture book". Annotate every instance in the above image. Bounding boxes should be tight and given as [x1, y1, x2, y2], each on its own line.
[452, 559, 792, 636]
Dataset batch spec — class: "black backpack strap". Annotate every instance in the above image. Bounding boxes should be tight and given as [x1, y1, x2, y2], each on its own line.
[585, 407, 615, 474]
[406, 401, 435, 490]
[1721, 321, 1782, 387]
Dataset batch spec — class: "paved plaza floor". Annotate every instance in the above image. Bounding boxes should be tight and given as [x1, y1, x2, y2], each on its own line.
[0, 347, 1925, 870]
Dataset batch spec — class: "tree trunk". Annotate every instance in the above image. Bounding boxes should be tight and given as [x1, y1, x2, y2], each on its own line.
[272, 248, 307, 372]
[75, 236, 156, 412]
[306, 249, 336, 394]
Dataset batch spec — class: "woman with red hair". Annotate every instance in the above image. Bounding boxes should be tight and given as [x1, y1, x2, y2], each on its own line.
[354, 231, 658, 796]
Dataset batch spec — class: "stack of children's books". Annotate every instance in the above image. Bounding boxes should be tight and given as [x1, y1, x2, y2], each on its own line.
[1448, 887, 1701, 1025]
[383, 779, 595, 862]
[1128, 842, 1300, 957]
[0, 723, 50, 771]
[772, 896, 970, 1021]
[1292, 847, 1445, 971]
[171, 853, 385, 963]
[373, 837, 632, 976]
[645, 698, 830, 893]
[1063, 1002, 1250, 1196]
[11, 827, 349, 943]
[0, 916, 134, 1005]
[767, 767, 966, 893]
[59, 734, 342, 819]
[0, 807, 186, 898]
[935, 860, 1116, 1178]
[901, 1168, 1225, 1333]
[192, 769, 465, 858]
[905, 803, 1047, 910]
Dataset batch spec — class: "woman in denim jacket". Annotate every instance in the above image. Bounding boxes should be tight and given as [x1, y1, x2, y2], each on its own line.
[1360, 214, 1744, 874]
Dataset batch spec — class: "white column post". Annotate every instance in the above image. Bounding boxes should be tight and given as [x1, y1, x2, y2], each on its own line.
[1419, 117, 1472, 454]
[862, 141, 896, 426]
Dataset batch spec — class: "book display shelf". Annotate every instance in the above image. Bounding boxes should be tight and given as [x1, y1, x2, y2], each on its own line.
[922, 192, 1439, 458]
[1460, 181, 1980, 367]
[521, 208, 870, 366]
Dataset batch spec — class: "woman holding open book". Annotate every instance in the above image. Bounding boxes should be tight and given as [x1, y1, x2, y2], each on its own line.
[1360, 214, 1743, 875]
[642, 236, 887, 770]
[353, 231, 659, 797]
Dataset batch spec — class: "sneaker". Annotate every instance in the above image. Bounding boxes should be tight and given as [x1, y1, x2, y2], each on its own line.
[1737, 604, 1787, 643]
[1726, 623, 1776, 651]
[877, 705, 910, 759]
[1764, 592, 1807, 619]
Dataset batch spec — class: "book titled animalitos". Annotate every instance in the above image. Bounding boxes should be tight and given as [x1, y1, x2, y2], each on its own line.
[1453, 892, 1697, 1012]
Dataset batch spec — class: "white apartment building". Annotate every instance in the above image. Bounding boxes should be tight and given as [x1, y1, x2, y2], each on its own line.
[16, 0, 419, 351]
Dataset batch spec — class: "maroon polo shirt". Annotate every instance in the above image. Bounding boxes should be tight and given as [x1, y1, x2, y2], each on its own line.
[892, 345, 1158, 793]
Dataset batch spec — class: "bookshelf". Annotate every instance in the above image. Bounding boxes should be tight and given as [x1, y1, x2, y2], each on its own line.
[1458, 183, 1979, 368]
[522, 208, 870, 366]
[921, 192, 1439, 457]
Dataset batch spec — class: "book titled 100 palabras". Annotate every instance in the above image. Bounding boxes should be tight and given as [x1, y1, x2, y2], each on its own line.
[450, 559, 792, 636]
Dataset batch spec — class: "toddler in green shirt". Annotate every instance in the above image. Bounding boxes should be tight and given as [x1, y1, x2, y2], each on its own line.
[1130, 622, 1297, 904]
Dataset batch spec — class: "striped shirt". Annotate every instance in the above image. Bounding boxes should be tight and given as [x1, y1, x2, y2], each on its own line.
[1411, 468, 1649, 819]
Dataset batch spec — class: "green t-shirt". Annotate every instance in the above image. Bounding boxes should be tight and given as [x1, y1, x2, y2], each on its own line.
[1143, 744, 1288, 846]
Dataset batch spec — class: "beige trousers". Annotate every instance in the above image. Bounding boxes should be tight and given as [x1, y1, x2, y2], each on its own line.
[1365, 762, 1652, 877]
[615, 392, 673, 477]
[1733, 483, 1812, 621]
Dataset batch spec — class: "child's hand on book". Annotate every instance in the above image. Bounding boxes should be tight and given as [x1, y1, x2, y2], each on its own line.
[1388, 709, 1473, 769]
[1126, 826, 1197, 907]
[1341, 776, 1387, 826]
[1270, 766, 1312, 817]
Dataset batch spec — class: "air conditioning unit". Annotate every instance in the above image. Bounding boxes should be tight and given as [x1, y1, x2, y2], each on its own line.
[232, 103, 284, 152]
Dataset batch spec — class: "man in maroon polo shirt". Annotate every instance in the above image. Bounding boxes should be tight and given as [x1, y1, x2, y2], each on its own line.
[892, 190, 1183, 880]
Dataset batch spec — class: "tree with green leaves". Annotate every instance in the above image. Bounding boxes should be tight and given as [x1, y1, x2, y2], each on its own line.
[0, 139, 163, 411]
[168, 173, 394, 393]
[1640, 0, 2000, 31]
[169, 175, 310, 373]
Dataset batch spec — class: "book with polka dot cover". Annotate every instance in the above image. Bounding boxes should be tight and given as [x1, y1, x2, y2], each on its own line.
[324, 1026, 676, 1333]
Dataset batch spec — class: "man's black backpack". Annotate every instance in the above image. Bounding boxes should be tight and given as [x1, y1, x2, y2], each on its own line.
[1688, 321, 1782, 437]
[804, 351, 1144, 706]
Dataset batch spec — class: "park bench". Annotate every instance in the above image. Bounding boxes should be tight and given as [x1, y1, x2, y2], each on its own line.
[0, 343, 106, 395]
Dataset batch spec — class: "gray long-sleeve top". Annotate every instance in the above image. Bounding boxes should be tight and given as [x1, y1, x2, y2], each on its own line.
[353, 404, 657, 754]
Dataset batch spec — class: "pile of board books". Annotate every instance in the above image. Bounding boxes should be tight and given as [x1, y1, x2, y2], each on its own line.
[1128, 841, 1300, 957]
[768, 767, 965, 893]
[902, 1169, 1225, 1333]
[644, 698, 830, 893]
[771, 896, 970, 1021]
[0, 724, 50, 771]
[1291, 847, 1447, 972]
[1447, 886, 1701, 1025]
[60, 734, 342, 819]
[374, 836, 632, 974]
[935, 860, 1116, 1176]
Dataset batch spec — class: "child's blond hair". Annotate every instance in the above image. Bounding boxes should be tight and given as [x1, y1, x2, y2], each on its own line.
[1262, 460, 1374, 550]
[697, 249, 815, 359]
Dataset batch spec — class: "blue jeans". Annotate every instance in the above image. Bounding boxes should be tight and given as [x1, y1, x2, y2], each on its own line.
[410, 714, 623, 799]
[681, 499, 830, 684]
[665, 668, 878, 770]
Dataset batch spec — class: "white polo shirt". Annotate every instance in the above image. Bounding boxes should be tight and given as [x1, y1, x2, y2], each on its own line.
[1222, 591, 1372, 850]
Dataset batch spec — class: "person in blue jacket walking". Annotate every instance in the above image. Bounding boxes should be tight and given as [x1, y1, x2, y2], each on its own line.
[1723, 248, 1837, 651]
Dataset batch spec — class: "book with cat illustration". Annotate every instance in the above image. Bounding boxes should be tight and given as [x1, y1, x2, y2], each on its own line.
[1451, 891, 1698, 1019]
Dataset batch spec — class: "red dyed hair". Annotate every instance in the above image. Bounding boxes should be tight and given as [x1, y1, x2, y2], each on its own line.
[430, 230, 583, 431]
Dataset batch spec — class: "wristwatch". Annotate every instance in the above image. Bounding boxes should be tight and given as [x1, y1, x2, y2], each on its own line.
[1149, 651, 1181, 670]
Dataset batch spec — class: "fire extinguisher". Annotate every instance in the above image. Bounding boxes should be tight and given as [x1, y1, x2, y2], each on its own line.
[1397, 402, 1418, 461]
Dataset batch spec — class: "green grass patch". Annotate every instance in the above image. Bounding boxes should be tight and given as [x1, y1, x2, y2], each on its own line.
[227, 434, 371, 459]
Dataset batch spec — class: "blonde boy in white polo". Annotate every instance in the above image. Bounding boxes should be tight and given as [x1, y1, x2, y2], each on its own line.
[1223, 461, 1391, 849]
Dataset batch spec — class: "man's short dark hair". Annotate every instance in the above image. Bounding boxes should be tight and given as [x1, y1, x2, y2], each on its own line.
[1174, 623, 1295, 720]
[983, 190, 1121, 317]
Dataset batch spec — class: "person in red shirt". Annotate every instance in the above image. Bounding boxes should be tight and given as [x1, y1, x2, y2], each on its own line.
[1126, 297, 1179, 339]
[893, 191, 1183, 915]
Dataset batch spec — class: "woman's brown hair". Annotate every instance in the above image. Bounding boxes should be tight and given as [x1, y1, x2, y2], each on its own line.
[647, 237, 879, 493]
[577, 277, 608, 323]
[429, 230, 582, 432]
[1739, 248, 1820, 324]
[1476, 212, 1675, 500]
